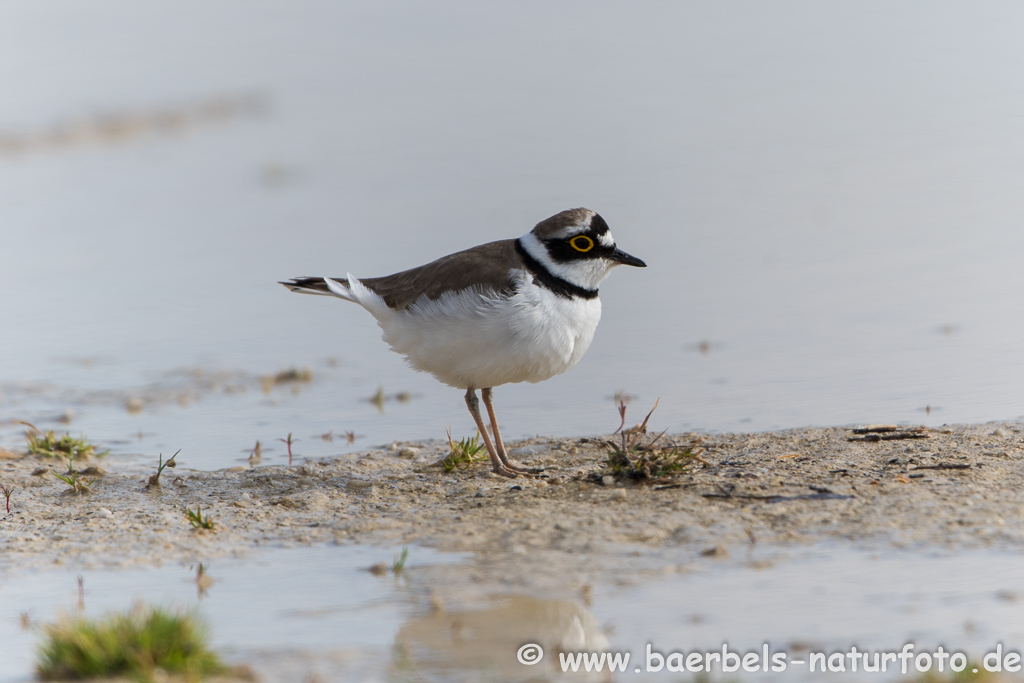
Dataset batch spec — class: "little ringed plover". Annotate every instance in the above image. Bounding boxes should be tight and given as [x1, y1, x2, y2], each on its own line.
[280, 207, 645, 478]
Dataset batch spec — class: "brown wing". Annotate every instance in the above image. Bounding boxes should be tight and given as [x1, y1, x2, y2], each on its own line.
[361, 239, 522, 309]
[280, 239, 524, 310]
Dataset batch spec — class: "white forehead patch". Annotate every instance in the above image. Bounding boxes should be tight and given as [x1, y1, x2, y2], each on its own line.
[553, 213, 593, 240]
[561, 216, 606, 242]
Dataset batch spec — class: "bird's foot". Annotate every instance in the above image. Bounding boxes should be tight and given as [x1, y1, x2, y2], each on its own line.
[503, 461, 545, 476]
[491, 464, 520, 479]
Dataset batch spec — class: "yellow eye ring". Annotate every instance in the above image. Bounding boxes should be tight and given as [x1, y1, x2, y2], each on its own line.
[570, 235, 594, 253]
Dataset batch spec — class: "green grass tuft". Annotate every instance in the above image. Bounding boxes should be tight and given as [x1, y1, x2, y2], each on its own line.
[605, 443, 701, 480]
[24, 424, 109, 460]
[441, 428, 485, 472]
[185, 505, 216, 530]
[51, 468, 92, 494]
[35, 604, 224, 682]
[392, 546, 410, 574]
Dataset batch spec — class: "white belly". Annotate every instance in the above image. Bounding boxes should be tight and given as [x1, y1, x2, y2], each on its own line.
[370, 278, 602, 389]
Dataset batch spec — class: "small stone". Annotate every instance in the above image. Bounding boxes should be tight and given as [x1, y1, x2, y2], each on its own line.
[512, 545, 528, 555]
[346, 479, 374, 492]
[612, 489, 627, 500]
[96, 508, 113, 518]
[474, 490, 487, 498]
[397, 446, 420, 459]
[601, 475, 615, 487]
[240, 492, 251, 501]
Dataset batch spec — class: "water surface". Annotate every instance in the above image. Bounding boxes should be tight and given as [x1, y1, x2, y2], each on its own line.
[2, 1, 1024, 470]
[2, 543, 1023, 681]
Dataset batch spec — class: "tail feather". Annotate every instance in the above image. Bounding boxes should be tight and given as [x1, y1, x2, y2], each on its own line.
[281, 275, 386, 313]
[279, 276, 350, 297]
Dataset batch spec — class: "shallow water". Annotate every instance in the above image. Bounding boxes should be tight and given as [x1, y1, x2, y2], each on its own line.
[2, 543, 1023, 681]
[3, 2, 1024, 469]
[0, 544, 460, 682]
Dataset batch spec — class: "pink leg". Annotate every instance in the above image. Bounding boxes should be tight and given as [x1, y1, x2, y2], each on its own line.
[481, 388, 542, 474]
[465, 388, 517, 478]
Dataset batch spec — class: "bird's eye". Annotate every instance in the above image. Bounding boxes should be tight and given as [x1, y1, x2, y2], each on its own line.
[570, 235, 594, 253]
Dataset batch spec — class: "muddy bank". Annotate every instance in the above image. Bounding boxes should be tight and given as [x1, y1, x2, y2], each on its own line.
[1, 422, 1022, 589]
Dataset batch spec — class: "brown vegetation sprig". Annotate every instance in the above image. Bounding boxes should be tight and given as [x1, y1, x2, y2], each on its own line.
[603, 399, 705, 480]
[1, 484, 14, 513]
[145, 450, 180, 490]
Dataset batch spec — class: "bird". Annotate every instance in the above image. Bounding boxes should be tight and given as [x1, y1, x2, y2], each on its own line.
[280, 207, 646, 478]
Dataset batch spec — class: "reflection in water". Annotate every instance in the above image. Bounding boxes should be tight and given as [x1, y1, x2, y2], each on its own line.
[0, 545, 1022, 681]
[393, 596, 609, 682]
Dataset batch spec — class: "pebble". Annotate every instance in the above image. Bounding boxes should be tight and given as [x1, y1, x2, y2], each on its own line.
[601, 475, 616, 487]
[612, 489, 627, 500]
[240, 492, 251, 501]
[346, 479, 374, 492]
[96, 508, 113, 518]
[397, 446, 420, 459]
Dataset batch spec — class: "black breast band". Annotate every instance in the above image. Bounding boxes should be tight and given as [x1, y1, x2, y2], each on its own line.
[514, 240, 599, 300]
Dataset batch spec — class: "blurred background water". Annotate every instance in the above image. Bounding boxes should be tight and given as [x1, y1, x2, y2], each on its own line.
[2, 1, 1024, 470]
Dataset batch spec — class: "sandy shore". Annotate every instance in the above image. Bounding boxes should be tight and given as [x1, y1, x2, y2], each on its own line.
[2, 420, 1022, 592]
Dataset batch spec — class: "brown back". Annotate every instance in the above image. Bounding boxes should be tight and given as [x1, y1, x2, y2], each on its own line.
[351, 239, 523, 310]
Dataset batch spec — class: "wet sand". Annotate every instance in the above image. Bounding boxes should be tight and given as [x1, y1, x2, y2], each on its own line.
[1, 421, 1022, 594]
